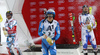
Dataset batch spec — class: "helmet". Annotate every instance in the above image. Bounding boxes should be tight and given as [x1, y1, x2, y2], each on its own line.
[6, 11, 13, 16]
[46, 9, 55, 18]
[82, 5, 88, 9]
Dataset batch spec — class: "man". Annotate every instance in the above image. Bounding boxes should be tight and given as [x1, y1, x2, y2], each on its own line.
[78, 5, 98, 55]
[3, 11, 21, 55]
[38, 9, 60, 55]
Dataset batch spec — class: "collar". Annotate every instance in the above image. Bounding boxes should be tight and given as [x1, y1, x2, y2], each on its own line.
[46, 19, 53, 24]
[7, 18, 13, 22]
[82, 13, 89, 16]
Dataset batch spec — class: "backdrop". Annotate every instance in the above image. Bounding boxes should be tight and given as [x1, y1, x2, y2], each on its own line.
[22, 0, 100, 45]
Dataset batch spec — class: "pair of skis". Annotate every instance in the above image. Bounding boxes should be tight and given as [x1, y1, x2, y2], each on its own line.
[69, 13, 76, 44]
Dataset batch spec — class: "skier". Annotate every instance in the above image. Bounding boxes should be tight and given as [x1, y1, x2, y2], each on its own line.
[3, 11, 22, 55]
[78, 5, 98, 55]
[38, 9, 60, 55]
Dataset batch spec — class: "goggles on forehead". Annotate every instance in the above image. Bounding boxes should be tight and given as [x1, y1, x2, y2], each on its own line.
[47, 15, 53, 17]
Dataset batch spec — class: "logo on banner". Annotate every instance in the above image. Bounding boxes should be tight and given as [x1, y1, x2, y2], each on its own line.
[30, 21, 37, 26]
[88, 0, 95, 3]
[39, 8, 46, 13]
[48, 7, 55, 10]
[30, 28, 37, 32]
[49, 1, 54, 4]
[58, 7, 65, 11]
[68, 6, 75, 11]
[58, 13, 65, 18]
[30, 8, 36, 13]
[68, 0, 74, 2]
[30, 2, 36, 7]
[30, 15, 37, 19]
[78, 0, 85, 2]
[58, 20, 65, 24]
[39, 14, 44, 19]
[58, 0, 65, 5]
[60, 27, 65, 31]
[78, 6, 82, 11]
[39, 1, 45, 6]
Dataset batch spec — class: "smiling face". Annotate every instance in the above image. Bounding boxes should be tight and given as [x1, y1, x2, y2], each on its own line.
[47, 14, 54, 22]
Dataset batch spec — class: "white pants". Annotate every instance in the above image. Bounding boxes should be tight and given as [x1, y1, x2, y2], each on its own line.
[81, 30, 97, 49]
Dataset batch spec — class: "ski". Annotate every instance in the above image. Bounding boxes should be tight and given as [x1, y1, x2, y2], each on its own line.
[69, 13, 76, 44]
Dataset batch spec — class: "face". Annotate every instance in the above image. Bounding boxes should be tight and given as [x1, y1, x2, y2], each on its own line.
[6, 14, 12, 20]
[83, 7, 88, 13]
[47, 14, 53, 22]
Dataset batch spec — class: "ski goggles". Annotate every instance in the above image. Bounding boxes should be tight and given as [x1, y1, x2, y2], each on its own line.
[47, 15, 53, 17]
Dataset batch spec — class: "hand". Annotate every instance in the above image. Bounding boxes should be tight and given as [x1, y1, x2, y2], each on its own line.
[87, 25, 93, 32]
[3, 30, 8, 37]
[53, 40, 55, 43]
[49, 40, 55, 46]
[44, 34, 47, 39]
[3, 27, 6, 31]
[90, 28, 93, 32]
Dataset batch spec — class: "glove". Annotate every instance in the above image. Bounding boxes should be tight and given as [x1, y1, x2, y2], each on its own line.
[3, 30, 8, 37]
[46, 37, 53, 45]
[87, 25, 92, 32]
